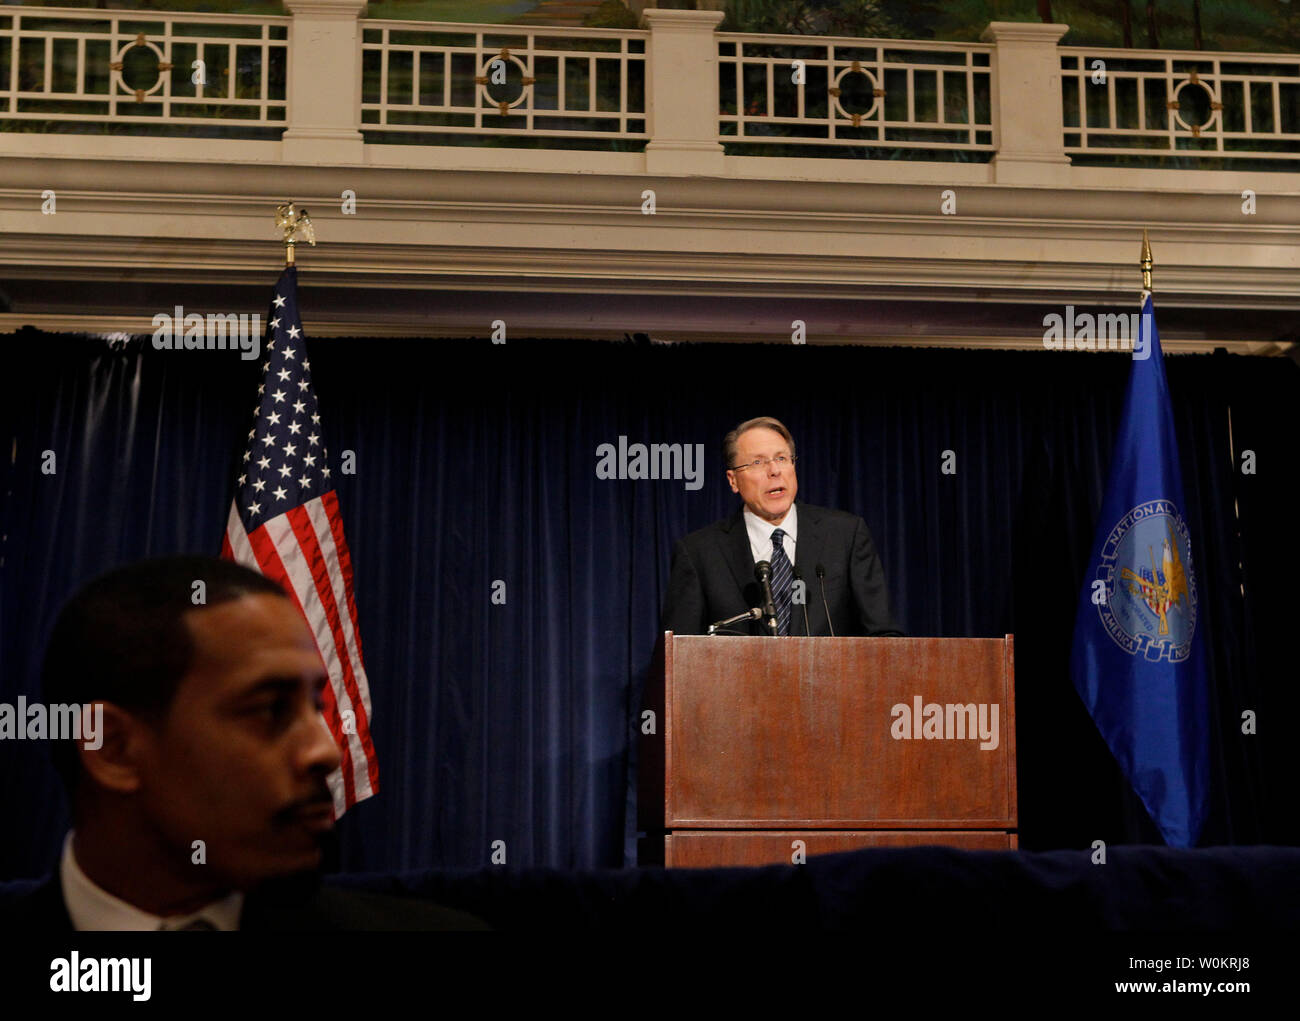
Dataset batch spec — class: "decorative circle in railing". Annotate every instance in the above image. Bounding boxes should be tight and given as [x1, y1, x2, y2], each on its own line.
[1168, 71, 1222, 138]
[828, 62, 884, 127]
[109, 34, 172, 103]
[475, 49, 535, 117]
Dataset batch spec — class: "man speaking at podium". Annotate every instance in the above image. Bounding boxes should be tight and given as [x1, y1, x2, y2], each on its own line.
[661, 416, 902, 638]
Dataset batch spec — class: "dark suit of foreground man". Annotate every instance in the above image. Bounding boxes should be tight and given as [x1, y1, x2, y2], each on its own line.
[662, 417, 902, 637]
[4, 556, 485, 931]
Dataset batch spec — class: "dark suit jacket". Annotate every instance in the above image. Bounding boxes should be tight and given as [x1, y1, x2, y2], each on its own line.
[661, 502, 902, 637]
[0, 871, 489, 932]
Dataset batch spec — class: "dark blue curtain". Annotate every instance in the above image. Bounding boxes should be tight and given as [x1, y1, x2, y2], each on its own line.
[3, 327, 1297, 880]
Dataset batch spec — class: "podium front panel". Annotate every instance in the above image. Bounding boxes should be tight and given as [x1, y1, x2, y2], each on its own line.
[662, 635, 1016, 829]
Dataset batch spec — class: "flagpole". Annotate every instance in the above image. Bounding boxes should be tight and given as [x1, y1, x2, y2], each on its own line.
[1140, 228, 1152, 292]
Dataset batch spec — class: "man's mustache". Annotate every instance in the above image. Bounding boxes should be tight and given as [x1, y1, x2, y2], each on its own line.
[272, 790, 335, 826]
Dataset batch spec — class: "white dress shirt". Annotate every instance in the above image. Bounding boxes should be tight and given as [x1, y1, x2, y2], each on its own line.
[60, 831, 243, 931]
[743, 503, 798, 568]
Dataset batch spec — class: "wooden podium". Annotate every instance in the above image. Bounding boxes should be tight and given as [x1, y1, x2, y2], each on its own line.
[639, 634, 1017, 867]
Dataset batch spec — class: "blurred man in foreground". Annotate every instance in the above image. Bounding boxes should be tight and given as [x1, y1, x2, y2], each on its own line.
[4, 555, 484, 931]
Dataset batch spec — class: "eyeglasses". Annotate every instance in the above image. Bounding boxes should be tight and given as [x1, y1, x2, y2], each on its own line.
[729, 454, 796, 472]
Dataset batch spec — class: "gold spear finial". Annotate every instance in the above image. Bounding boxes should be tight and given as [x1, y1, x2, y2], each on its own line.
[275, 202, 316, 267]
[1140, 228, 1153, 292]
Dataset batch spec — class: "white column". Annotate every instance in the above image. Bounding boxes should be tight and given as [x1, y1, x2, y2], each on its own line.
[641, 8, 725, 176]
[282, 0, 367, 164]
[981, 21, 1071, 184]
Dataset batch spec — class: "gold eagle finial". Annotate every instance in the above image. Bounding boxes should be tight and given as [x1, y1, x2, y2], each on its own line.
[276, 202, 316, 266]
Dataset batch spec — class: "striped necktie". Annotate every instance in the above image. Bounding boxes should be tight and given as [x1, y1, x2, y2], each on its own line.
[770, 528, 792, 636]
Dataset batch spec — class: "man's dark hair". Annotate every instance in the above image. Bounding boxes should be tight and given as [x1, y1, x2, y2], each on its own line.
[41, 555, 289, 796]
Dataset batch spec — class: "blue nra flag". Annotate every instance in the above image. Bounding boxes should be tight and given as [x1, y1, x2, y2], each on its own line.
[1069, 293, 1210, 847]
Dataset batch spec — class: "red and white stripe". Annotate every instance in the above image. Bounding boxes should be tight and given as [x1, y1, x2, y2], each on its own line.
[222, 491, 379, 815]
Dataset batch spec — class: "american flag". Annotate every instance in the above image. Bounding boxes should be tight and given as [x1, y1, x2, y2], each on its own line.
[220, 266, 378, 815]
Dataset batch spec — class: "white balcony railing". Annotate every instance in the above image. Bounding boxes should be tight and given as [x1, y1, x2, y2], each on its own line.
[360, 19, 648, 141]
[0, 4, 1295, 173]
[0, 5, 288, 128]
[1060, 46, 1300, 162]
[718, 32, 994, 155]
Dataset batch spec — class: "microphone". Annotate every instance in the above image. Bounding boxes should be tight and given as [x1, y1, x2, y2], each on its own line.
[707, 607, 762, 635]
[792, 566, 811, 636]
[754, 560, 778, 636]
[815, 564, 835, 638]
